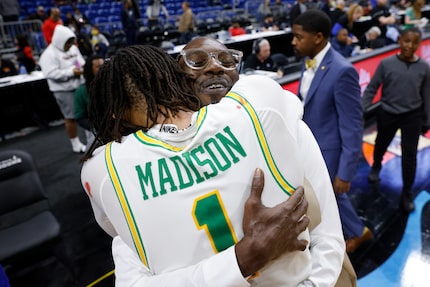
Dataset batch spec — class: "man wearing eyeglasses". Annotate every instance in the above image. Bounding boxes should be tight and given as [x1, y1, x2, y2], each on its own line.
[176, 36, 346, 286]
[102, 38, 345, 286]
[177, 37, 241, 105]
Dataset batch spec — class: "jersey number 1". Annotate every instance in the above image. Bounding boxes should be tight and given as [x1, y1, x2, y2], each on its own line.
[192, 190, 238, 253]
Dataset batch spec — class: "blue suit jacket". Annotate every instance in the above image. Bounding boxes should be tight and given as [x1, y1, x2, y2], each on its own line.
[299, 47, 363, 182]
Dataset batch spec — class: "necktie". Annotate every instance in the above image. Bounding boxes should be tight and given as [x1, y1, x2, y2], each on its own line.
[305, 58, 316, 70]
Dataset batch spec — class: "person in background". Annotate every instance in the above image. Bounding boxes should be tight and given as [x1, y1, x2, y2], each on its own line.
[370, 0, 396, 44]
[243, 38, 277, 72]
[331, 28, 355, 58]
[39, 25, 86, 153]
[74, 55, 104, 151]
[63, 10, 78, 29]
[146, 0, 169, 30]
[362, 27, 430, 213]
[90, 25, 110, 57]
[271, 0, 289, 28]
[292, 9, 373, 253]
[15, 33, 37, 73]
[326, 0, 346, 28]
[0, 56, 18, 78]
[257, 0, 272, 23]
[331, 3, 364, 45]
[289, 0, 307, 27]
[25, 5, 47, 22]
[177, 1, 194, 44]
[358, 26, 385, 51]
[0, 0, 20, 22]
[261, 13, 279, 31]
[228, 18, 246, 36]
[73, 7, 90, 28]
[81, 43, 344, 287]
[121, 0, 139, 46]
[42, 8, 63, 45]
[403, 0, 426, 29]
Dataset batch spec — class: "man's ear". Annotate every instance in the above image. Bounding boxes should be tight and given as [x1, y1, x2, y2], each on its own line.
[314, 32, 325, 46]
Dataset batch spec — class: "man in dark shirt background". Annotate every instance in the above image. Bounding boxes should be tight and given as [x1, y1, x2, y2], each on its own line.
[370, 0, 396, 44]
[243, 38, 276, 72]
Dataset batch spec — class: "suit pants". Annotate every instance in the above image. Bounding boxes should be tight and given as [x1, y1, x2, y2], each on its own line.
[324, 149, 364, 239]
[373, 108, 422, 191]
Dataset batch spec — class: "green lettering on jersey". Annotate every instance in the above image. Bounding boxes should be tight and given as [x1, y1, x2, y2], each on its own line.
[158, 158, 178, 195]
[182, 151, 205, 184]
[135, 163, 157, 200]
[191, 146, 218, 179]
[216, 126, 247, 163]
[170, 156, 194, 189]
[204, 138, 231, 171]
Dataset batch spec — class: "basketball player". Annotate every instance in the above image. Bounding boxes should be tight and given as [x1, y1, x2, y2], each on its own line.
[81, 45, 344, 286]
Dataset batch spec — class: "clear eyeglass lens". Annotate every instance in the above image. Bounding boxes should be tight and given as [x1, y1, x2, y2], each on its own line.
[184, 50, 241, 70]
[186, 50, 209, 68]
[217, 51, 238, 68]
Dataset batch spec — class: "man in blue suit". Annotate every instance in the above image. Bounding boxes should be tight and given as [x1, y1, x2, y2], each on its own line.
[292, 9, 373, 253]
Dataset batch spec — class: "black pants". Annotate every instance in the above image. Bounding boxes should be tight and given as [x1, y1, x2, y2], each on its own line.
[373, 108, 422, 191]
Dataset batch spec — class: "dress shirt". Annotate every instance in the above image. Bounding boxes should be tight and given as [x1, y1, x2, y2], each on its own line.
[300, 42, 331, 102]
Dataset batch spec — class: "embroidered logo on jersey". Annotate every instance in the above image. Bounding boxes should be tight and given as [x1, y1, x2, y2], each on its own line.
[160, 124, 179, 133]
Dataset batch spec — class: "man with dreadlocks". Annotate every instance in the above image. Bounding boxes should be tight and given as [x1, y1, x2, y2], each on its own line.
[81, 45, 344, 286]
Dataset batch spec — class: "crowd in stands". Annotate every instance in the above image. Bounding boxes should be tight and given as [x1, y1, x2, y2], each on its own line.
[0, 0, 430, 77]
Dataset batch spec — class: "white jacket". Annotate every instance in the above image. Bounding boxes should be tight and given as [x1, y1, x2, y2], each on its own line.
[39, 25, 85, 92]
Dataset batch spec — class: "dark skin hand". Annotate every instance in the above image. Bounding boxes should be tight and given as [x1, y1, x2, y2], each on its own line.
[333, 176, 351, 194]
[236, 168, 310, 277]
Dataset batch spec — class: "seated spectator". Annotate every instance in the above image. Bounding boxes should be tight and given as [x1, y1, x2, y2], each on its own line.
[271, 0, 289, 28]
[261, 13, 279, 31]
[25, 5, 47, 22]
[327, 0, 346, 25]
[257, 0, 272, 23]
[243, 38, 277, 72]
[358, 26, 386, 51]
[14, 33, 37, 73]
[64, 11, 79, 31]
[370, 0, 396, 44]
[90, 25, 110, 57]
[73, 8, 90, 28]
[331, 28, 355, 58]
[0, 57, 17, 78]
[403, 0, 426, 29]
[331, 3, 364, 44]
[228, 19, 246, 36]
[289, 0, 307, 26]
[358, 0, 372, 16]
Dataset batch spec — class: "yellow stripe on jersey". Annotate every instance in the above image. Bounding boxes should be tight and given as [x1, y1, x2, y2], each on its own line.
[226, 92, 295, 195]
[134, 107, 208, 151]
[105, 142, 149, 268]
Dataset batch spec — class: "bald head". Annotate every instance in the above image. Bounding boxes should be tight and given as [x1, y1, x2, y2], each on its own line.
[179, 37, 240, 106]
[50, 8, 61, 21]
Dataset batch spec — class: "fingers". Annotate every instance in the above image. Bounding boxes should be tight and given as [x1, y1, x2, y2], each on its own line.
[249, 168, 264, 201]
[289, 186, 306, 210]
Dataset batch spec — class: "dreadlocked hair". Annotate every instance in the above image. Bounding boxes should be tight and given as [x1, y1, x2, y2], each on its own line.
[82, 45, 200, 162]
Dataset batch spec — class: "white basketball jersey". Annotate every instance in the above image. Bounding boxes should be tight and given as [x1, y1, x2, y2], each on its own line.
[82, 75, 329, 286]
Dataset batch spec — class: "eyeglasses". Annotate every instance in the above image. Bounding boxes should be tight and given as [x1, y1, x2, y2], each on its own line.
[179, 48, 243, 70]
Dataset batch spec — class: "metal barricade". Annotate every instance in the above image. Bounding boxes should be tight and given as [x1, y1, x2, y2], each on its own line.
[0, 20, 46, 57]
